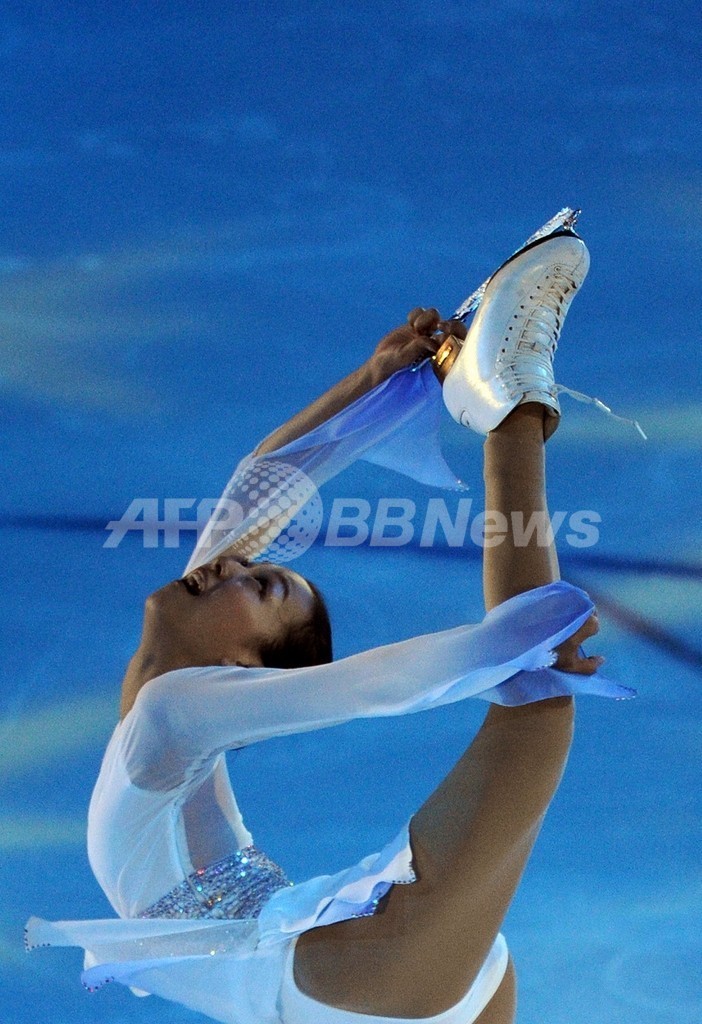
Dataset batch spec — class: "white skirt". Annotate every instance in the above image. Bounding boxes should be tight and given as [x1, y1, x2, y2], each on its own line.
[27, 823, 506, 1024]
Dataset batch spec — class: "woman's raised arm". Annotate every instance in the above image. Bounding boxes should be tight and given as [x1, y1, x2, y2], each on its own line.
[253, 308, 447, 456]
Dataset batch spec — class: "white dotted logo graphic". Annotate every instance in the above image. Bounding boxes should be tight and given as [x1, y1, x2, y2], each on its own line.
[236, 459, 323, 563]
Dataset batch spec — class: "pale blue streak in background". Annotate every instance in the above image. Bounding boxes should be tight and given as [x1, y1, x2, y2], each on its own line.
[1, 2, 701, 1022]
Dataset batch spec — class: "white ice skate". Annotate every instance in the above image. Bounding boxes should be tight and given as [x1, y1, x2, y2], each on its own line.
[441, 231, 590, 438]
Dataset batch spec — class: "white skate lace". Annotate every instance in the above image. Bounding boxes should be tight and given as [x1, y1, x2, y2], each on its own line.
[497, 267, 577, 396]
[521, 270, 647, 438]
[552, 385, 647, 438]
[517, 266, 576, 356]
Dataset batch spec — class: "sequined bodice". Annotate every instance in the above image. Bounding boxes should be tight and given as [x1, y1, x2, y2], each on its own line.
[138, 846, 293, 920]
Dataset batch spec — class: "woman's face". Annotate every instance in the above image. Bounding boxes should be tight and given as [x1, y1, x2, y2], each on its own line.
[143, 555, 318, 668]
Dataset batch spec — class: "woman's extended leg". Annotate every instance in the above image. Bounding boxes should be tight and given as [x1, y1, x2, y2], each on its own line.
[294, 402, 596, 1019]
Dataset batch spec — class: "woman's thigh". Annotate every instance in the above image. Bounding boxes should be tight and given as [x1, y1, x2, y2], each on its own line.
[291, 929, 514, 1023]
[294, 878, 509, 1019]
[295, 701, 570, 1017]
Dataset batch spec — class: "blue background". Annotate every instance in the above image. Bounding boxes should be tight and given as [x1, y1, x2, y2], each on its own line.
[2, 3, 701, 1022]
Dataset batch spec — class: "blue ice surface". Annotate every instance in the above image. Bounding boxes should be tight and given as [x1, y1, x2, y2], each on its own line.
[2, 3, 701, 1022]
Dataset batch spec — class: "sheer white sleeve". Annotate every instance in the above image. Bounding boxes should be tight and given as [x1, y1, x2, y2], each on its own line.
[184, 361, 459, 573]
[123, 582, 633, 788]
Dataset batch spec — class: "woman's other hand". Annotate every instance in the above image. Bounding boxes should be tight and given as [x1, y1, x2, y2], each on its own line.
[553, 612, 604, 676]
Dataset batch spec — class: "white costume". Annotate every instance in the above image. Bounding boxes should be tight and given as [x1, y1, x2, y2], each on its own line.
[26, 362, 633, 1024]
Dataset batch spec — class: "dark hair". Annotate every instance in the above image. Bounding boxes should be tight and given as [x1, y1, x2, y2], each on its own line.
[260, 578, 333, 669]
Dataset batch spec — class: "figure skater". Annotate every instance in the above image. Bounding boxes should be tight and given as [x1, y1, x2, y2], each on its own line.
[27, 225, 633, 1024]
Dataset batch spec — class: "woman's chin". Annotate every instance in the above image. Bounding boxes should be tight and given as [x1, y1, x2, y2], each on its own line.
[143, 580, 191, 631]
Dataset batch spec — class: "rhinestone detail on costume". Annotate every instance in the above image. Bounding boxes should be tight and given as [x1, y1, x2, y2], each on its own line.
[137, 846, 293, 921]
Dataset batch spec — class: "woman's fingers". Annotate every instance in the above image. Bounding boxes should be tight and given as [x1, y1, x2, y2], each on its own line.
[407, 307, 441, 335]
[405, 310, 469, 345]
[553, 613, 603, 675]
[438, 319, 468, 341]
[579, 611, 600, 641]
[566, 611, 600, 645]
[579, 652, 606, 675]
[557, 646, 605, 675]
[397, 307, 466, 371]
[406, 311, 468, 345]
